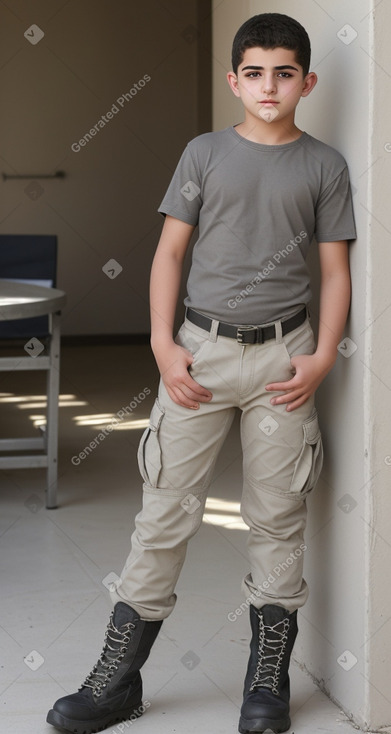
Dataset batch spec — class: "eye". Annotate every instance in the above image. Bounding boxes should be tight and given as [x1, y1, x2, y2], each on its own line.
[245, 71, 261, 78]
[278, 72, 293, 78]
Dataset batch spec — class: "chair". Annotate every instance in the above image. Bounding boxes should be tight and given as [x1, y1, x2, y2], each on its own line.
[0, 235, 65, 508]
[0, 234, 57, 338]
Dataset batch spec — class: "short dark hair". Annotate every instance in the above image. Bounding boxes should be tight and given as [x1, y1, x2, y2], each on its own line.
[231, 13, 311, 76]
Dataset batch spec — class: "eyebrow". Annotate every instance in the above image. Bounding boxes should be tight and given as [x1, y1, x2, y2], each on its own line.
[241, 65, 299, 72]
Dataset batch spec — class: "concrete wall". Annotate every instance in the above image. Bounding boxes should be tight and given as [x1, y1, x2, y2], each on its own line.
[0, 0, 210, 335]
[213, 0, 391, 729]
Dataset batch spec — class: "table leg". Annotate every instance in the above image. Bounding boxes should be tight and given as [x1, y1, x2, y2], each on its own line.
[45, 311, 61, 508]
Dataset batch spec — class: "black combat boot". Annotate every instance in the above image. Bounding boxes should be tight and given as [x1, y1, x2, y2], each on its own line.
[47, 602, 162, 733]
[238, 604, 298, 734]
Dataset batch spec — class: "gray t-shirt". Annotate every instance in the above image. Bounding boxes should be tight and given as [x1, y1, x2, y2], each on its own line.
[158, 126, 356, 325]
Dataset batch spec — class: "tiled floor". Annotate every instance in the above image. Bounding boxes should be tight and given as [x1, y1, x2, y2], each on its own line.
[0, 343, 361, 733]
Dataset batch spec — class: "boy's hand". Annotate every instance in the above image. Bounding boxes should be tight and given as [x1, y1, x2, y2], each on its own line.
[152, 340, 213, 409]
[265, 352, 335, 411]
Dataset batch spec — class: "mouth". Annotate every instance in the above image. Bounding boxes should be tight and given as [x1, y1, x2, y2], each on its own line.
[260, 100, 279, 105]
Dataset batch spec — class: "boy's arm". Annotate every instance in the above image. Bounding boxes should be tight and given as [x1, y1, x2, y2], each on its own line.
[314, 240, 351, 366]
[265, 241, 351, 411]
[150, 214, 213, 409]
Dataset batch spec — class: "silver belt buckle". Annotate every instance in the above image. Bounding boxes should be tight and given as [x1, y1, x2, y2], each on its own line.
[236, 325, 259, 345]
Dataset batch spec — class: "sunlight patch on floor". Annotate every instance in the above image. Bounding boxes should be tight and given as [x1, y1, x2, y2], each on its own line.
[203, 496, 247, 530]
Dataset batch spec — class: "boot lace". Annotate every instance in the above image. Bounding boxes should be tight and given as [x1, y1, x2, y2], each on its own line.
[250, 612, 290, 696]
[80, 613, 136, 697]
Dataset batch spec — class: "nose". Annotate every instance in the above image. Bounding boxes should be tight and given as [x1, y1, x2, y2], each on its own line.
[261, 73, 277, 95]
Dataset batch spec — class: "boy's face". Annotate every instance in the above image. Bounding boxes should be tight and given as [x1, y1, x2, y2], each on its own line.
[227, 47, 317, 125]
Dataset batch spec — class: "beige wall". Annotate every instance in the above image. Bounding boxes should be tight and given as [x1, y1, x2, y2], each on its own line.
[213, 0, 391, 729]
[0, 0, 210, 335]
[367, 1, 391, 727]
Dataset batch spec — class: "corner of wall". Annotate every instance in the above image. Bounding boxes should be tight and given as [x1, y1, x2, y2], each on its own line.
[364, 0, 391, 727]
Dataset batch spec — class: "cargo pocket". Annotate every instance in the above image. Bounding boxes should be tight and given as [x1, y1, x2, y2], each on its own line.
[289, 410, 324, 495]
[137, 398, 165, 487]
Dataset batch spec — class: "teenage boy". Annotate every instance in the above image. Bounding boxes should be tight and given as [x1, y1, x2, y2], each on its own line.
[47, 12, 356, 734]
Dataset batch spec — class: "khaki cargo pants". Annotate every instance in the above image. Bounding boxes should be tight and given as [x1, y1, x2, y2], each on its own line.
[111, 308, 323, 620]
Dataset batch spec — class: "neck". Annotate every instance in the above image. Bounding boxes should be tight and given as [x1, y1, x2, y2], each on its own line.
[235, 117, 302, 146]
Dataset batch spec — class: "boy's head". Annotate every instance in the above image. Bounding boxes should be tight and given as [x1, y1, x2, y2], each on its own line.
[232, 13, 311, 78]
[227, 13, 317, 128]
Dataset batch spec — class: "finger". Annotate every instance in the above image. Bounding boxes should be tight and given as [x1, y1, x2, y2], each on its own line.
[285, 394, 310, 411]
[184, 373, 213, 399]
[180, 384, 212, 404]
[169, 385, 200, 410]
[265, 378, 298, 392]
[166, 369, 212, 402]
[173, 380, 213, 408]
[165, 382, 197, 408]
[270, 390, 302, 405]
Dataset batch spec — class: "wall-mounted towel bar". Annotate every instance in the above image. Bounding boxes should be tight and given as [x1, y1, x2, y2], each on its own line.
[2, 171, 66, 181]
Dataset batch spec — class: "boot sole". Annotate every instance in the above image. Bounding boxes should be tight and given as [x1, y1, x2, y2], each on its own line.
[238, 713, 291, 733]
[46, 699, 143, 734]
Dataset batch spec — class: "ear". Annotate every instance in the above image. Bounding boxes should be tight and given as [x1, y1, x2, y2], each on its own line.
[226, 70, 241, 98]
[301, 71, 318, 98]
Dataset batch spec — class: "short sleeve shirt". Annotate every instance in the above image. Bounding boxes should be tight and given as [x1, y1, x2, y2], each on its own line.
[158, 126, 356, 325]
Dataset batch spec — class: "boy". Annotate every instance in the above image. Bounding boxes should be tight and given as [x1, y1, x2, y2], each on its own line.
[47, 13, 356, 734]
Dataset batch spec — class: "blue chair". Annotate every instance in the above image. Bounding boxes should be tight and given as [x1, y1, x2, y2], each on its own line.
[0, 234, 57, 338]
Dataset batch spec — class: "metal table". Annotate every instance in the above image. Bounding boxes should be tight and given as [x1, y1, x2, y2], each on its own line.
[0, 280, 67, 508]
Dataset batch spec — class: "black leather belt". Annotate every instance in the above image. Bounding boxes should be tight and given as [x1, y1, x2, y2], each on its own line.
[186, 307, 307, 345]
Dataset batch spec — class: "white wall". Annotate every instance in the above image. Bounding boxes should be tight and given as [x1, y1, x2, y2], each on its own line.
[213, 0, 391, 729]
